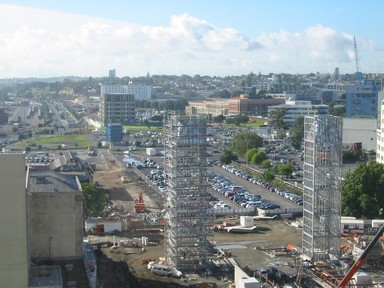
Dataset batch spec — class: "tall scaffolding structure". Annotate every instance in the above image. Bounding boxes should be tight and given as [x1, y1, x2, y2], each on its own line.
[164, 113, 213, 271]
[302, 115, 343, 260]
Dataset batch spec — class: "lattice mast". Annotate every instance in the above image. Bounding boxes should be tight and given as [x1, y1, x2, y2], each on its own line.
[163, 113, 213, 271]
[302, 115, 343, 259]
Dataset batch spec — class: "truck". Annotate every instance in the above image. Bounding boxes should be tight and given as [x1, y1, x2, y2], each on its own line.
[146, 148, 157, 156]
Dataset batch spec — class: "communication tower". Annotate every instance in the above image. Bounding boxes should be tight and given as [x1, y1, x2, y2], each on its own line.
[164, 113, 213, 271]
[302, 115, 343, 259]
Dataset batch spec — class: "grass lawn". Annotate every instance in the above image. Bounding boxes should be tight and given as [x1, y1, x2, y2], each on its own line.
[23, 134, 91, 149]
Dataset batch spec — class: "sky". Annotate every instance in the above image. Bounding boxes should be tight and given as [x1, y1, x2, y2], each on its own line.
[0, 0, 383, 78]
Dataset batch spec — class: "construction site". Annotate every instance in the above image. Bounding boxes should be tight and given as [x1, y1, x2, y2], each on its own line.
[87, 114, 384, 288]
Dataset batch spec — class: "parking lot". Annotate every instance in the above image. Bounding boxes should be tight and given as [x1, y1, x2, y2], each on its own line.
[209, 164, 302, 211]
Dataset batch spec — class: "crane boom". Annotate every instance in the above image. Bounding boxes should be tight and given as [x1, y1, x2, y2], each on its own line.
[337, 225, 384, 287]
[353, 36, 362, 85]
[353, 36, 360, 74]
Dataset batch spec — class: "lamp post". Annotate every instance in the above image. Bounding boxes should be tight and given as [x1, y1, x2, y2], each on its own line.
[49, 236, 53, 258]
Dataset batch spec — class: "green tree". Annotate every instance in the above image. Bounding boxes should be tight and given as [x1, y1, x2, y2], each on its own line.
[342, 161, 384, 218]
[213, 114, 226, 124]
[262, 168, 276, 182]
[211, 90, 230, 99]
[290, 115, 304, 150]
[277, 163, 294, 179]
[260, 159, 272, 169]
[220, 149, 238, 164]
[230, 131, 263, 156]
[82, 183, 109, 218]
[220, 149, 239, 164]
[269, 108, 287, 131]
[251, 150, 268, 165]
[245, 148, 258, 162]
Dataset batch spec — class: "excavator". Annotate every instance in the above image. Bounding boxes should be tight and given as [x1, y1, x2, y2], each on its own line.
[336, 225, 384, 287]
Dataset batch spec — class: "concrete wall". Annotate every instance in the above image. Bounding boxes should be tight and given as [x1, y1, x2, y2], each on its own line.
[235, 265, 260, 288]
[343, 118, 377, 151]
[0, 153, 29, 287]
[29, 191, 83, 259]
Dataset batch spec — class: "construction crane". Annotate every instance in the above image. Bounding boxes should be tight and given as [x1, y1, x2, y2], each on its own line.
[336, 225, 384, 287]
[354, 36, 362, 85]
[134, 191, 146, 213]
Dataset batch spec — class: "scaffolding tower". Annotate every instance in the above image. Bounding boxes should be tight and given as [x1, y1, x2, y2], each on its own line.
[302, 115, 343, 260]
[164, 113, 213, 271]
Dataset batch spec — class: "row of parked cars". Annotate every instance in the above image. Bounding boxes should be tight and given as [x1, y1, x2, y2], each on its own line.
[208, 175, 280, 210]
[221, 164, 303, 206]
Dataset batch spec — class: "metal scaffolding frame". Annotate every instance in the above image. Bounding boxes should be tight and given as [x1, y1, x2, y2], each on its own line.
[163, 113, 213, 271]
[302, 115, 343, 260]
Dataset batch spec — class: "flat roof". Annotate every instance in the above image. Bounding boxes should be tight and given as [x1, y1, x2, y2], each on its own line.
[29, 265, 62, 287]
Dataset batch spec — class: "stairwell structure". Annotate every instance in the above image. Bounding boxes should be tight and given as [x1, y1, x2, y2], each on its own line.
[302, 115, 343, 260]
[164, 114, 213, 271]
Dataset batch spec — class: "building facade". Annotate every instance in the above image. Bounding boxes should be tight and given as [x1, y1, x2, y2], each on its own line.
[377, 100, 384, 163]
[0, 153, 29, 288]
[185, 99, 228, 116]
[185, 96, 284, 117]
[27, 169, 83, 260]
[342, 118, 377, 151]
[100, 85, 136, 125]
[105, 123, 123, 143]
[346, 79, 381, 118]
[268, 100, 329, 127]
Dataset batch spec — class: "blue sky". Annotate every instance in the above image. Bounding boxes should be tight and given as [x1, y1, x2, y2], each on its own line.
[0, 0, 383, 78]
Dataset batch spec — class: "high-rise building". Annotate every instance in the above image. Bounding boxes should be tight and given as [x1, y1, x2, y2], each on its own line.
[302, 115, 343, 260]
[99, 85, 136, 125]
[109, 68, 116, 78]
[0, 153, 29, 287]
[164, 114, 213, 271]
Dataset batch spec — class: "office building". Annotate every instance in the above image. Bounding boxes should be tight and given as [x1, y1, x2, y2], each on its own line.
[346, 79, 381, 118]
[100, 85, 136, 125]
[268, 100, 329, 127]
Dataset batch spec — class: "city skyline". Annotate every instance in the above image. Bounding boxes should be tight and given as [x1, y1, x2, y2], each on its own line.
[0, 0, 383, 78]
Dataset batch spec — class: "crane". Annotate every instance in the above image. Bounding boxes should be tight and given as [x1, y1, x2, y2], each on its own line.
[353, 36, 362, 85]
[134, 191, 146, 213]
[336, 225, 384, 287]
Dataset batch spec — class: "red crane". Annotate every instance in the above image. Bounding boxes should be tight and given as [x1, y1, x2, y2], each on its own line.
[134, 191, 146, 213]
[337, 225, 384, 287]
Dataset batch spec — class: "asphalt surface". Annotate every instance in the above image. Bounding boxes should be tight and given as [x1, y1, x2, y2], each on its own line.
[210, 164, 302, 209]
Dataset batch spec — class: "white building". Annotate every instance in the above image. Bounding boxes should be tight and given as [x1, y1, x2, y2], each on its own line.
[0, 153, 29, 288]
[101, 85, 152, 101]
[377, 99, 384, 163]
[268, 100, 329, 127]
[343, 118, 377, 151]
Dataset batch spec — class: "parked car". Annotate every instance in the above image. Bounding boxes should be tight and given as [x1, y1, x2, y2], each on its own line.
[151, 265, 173, 277]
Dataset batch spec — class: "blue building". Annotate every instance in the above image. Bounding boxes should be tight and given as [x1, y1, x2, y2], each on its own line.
[346, 79, 381, 118]
[105, 123, 123, 143]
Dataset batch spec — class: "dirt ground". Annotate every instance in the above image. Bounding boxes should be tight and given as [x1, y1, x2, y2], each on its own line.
[91, 154, 303, 288]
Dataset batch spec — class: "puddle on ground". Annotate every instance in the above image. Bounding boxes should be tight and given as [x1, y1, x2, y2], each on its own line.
[217, 244, 247, 249]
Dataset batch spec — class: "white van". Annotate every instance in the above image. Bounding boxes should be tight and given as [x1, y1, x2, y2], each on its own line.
[151, 264, 173, 277]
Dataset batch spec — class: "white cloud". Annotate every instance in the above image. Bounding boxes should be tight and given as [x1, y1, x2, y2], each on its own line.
[0, 4, 372, 77]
